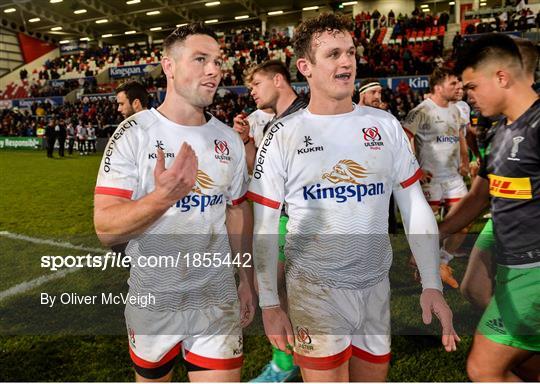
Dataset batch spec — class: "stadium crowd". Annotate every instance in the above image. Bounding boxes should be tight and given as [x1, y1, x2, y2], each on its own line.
[0, 84, 426, 138]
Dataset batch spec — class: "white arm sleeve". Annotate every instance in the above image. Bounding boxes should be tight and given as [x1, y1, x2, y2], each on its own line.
[253, 202, 281, 307]
[394, 181, 443, 292]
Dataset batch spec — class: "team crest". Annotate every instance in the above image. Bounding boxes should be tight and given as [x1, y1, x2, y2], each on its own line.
[362, 127, 384, 150]
[214, 139, 232, 163]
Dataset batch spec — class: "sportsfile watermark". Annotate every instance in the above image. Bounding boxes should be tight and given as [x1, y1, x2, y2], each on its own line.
[3, 233, 538, 337]
[40, 252, 253, 271]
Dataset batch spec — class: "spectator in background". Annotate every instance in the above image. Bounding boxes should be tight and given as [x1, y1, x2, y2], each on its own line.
[115, 80, 149, 119]
[57, 119, 66, 157]
[87, 123, 97, 153]
[66, 121, 75, 155]
[45, 120, 56, 158]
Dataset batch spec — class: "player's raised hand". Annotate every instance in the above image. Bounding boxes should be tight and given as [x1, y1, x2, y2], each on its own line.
[262, 306, 295, 354]
[153, 142, 198, 205]
[420, 288, 461, 352]
[233, 114, 250, 143]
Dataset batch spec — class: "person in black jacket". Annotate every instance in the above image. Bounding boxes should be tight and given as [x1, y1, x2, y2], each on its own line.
[45, 120, 56, 158]
[56, 119, 67, 157]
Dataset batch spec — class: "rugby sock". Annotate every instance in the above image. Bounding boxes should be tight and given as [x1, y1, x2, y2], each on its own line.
[272, 347, 295, 371]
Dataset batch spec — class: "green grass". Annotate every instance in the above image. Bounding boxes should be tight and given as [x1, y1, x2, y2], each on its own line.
[0, 149, 483, 381]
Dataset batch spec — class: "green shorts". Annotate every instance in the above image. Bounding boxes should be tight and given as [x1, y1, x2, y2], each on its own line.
[474, 219, 495, 251]
[478, 265, 540, 351]
[278, 215, 288, 263]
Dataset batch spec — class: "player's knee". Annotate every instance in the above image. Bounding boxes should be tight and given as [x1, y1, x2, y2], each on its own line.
[466, 354, 500, 381]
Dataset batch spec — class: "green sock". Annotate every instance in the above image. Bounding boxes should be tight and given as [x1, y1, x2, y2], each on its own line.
[272, 346, 295, 371]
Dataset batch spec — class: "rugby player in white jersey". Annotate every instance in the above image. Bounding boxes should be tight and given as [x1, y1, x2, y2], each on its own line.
[403, 68, 470, 287]
[94, 23, 255, 382]
[234, 60, 305, 382]
[248, 13, 459, 382]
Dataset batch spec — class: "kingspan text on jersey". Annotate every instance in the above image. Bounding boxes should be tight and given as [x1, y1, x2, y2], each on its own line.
[174, 193, 224, 212]
[303, 182, 384, 203]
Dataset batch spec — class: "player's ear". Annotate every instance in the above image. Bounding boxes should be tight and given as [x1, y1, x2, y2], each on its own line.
[296, 58, 311, 78]
[273, 73, 283, 87]
[495, 69, 510, 88]
[161, 56, 175, 79]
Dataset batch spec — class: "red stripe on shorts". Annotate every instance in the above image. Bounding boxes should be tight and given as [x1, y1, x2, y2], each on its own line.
[129, 343, 180, 369]
[351, 345, 391, 364]
[293, 346, 352, 370]
[184, 349, 243, 370]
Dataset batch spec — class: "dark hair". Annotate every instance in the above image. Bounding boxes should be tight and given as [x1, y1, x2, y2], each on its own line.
[429, 67, 455, 92]
[245, 60, 291, 85]
[115, 80, 149, 108]
[293, 13, 354, 63]
[163, 22, 218, 56]
[514, 38, 538, 78]
[455, 33, 523, 75]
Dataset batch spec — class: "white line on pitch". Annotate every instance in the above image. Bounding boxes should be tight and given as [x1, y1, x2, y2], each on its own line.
[0, 268, 78, 302]
[0, 231, 108, 302]
[0, 231, 106, 253]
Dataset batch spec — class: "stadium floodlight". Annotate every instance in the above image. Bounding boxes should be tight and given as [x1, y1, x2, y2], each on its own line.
[235, 15, 249, 20]
[74, 9, 87, 14]
[150, 27, 162, 31]
[50, 26, 62, 31]
[28, 17, 41, 22]
[3, 8, 16, 13]
[146, 10, 160, 15]
[125, 30, 137, 34]
[95, 19, 108, 23]
[303, 6, 319, 11]
[59, 40, 70, 44]
[205, 19, 218, 24]
[205, 1, 220, 6]
[342, 1, 357, 5]
[176, 23, 187, 27]
[268, 10, 283, 15]
[80, 37, 90, 41]
[102, 33, 113, 37]
[126, 0, 140, 3]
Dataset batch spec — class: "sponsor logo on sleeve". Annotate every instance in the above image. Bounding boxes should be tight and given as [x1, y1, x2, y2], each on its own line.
[103, 119, 137, 173]
[253, 121, 283, 179]
[488, 174, 532, 199]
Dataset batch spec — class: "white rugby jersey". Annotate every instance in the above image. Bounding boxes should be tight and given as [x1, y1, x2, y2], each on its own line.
[453, 100, 471, 135]
[248, 104, 421, 290]
[95, 108, 248, 311]
[403, 98, 466, 180]
[247, 109, 274, 148]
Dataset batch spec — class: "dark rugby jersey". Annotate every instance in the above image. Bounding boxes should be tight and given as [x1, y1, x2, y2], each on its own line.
[479, 99, 540, 266]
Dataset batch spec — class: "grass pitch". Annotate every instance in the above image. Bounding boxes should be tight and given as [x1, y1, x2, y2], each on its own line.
[0, 149, 485, 381]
